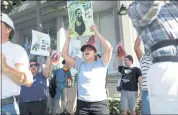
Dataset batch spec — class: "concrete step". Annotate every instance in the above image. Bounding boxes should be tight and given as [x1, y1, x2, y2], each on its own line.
[106, 74, 121, 98]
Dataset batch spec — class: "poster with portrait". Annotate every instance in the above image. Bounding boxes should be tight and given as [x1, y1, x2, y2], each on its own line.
[30, 30, 51, 56]
[51, 50, 61, 65]
[67, 0, 94, 38]
[116, 41, 126, 59]
[69, 38, 82, 58]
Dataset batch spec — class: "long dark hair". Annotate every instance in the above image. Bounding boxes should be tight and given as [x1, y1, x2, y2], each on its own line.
[4, 22, 14, 40]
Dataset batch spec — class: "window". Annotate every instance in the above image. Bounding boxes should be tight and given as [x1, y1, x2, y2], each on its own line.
[43, 26, 57, 50]
[23, 33, 37, 61]
[24, 33, 32, 55]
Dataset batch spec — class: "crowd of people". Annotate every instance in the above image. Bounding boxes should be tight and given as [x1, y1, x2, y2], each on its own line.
[1, 1, 178, 115]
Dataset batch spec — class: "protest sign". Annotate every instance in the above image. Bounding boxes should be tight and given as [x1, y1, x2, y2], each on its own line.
[51, 50, 61, 65]
[69, 38, 82, 58]
[67, 1, 94, 38]
[30, 30, 51, 56]
[116, 41, 126, 59]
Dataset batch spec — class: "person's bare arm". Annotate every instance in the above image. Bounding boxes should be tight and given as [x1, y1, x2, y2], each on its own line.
[42, 48, 52, 78]
[138, 76, 142, 92]
[2, 54, 33, 87]
[134, 36, 143, 60]
[62, 30, 76, 67]
[91, 25, 113, 64]
[138, 76, 142, 99]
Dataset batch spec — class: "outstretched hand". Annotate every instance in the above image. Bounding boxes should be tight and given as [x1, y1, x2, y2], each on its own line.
[90, 25, 97, 32]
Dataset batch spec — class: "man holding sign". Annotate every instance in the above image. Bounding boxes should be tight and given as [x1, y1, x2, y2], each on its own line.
[19, 48, 52, 115]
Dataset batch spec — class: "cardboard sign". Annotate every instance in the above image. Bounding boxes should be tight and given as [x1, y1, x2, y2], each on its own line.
[67, 1, 94, 37]
[30, 30, 51, 56]
[69, 38, 82, 58]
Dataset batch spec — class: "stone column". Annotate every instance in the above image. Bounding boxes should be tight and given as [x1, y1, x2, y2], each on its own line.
[56, 16, 66, 68]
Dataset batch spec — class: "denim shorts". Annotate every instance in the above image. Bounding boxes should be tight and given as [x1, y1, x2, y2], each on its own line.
[142, 90, 151, 114]
[120, 90, 138, 111]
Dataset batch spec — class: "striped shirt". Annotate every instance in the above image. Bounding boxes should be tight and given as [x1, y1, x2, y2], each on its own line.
[128, 1, 178, 58]
[139, 55, 153, 90]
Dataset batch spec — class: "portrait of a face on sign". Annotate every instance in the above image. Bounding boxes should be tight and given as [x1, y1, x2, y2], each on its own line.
[51, 50, 61, 65]
[116, 42, 126, 59]
[67, 1, 94, 38]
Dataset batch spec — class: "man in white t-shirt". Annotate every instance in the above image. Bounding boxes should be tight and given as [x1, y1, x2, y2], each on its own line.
[1, 13, 33, 114]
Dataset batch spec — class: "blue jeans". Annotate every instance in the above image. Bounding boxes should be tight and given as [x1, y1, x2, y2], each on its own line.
[142, 90, 151, 114]
[1, 101, 19, 115]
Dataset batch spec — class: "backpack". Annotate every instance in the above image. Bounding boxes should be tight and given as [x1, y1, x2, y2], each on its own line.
[49, 68, 74, 98]
[49, 75, 57, 98]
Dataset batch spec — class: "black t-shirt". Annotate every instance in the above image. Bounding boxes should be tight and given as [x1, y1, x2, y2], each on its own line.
[118, 66, 142, 91]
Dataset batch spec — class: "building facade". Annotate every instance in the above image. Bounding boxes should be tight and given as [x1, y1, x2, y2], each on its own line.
[10, 1, 139, 81]
[9, 1, 140, 96]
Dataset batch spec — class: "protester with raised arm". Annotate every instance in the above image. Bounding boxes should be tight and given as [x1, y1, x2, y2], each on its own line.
[62, 25, 113, 115]
[19, 48, 52, 115]
[117, 55, 142, 115]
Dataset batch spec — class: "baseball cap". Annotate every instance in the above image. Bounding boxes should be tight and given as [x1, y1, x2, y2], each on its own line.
[1, 13, 15, 31]
[81, 43, 97, 52]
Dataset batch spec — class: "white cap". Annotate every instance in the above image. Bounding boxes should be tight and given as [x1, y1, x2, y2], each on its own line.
[1, 13, 15, 31]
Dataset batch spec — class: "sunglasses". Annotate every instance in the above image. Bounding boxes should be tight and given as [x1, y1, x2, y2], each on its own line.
[84, 47, 93, 51]
[30, 64, 37, 67]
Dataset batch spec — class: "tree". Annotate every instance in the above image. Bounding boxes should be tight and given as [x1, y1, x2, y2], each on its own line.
[1, 0, 67, 14]
[1, 0, 26, 13]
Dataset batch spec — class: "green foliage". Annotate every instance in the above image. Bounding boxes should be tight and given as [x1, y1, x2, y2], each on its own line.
[135, 100, 141, 115]
[1, 0, 24, 13]
[108, 99, 141, 115]
[1, 0, 68, 14]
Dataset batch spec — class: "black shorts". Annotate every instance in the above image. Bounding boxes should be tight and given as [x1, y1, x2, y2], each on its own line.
[19, 99, 47, 115]
[76, 99, 109, 115]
